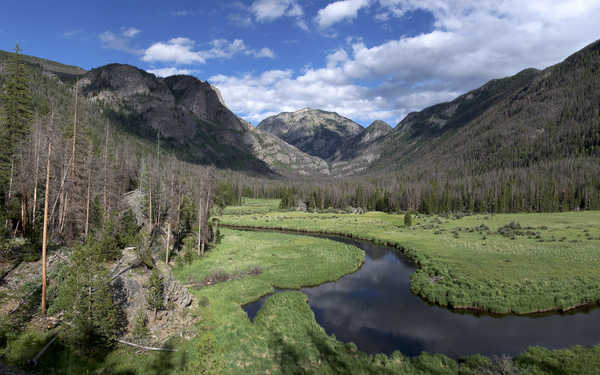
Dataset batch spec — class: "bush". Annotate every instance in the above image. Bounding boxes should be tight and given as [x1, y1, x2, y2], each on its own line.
[2, 329, 48, 366]
[182, 333, 223, 375]
[404, 212, 414, 227]
[146, 269, 164, 318]
[132, 309, 149, 340]
[53, 241, 119, 357]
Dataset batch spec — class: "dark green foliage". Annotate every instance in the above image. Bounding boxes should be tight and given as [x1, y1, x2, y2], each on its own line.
[181, 333, 224, 375]
[146, 269, 164, 317]
[132, 308, 149, 340]
[0, 44, 32, 188]
[53, 241, 119, 356]
[120, 209, 139, 245]
[515, 345, 600, 375]
[404, 211, 414, 227]
[215, 181, 242, 208]
[95, 210, 139, 261]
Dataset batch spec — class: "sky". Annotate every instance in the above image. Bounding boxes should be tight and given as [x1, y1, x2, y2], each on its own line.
[1, 1, 599, 126]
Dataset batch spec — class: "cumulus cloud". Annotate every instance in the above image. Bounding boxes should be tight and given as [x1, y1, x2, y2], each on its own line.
[210, 0, 600, 126]
[251, 0, 303, 21]
[147, 67, 195, 77]
[121, 27, 141, 38]
[142, 37, 275, 65]
[99, 27, 143, 54]
[315, 0, 372, 29]
[245, 0, 307, 30]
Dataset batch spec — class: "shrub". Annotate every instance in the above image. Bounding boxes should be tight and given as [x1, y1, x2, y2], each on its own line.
[132, 309, 149, 340]
[182, 333, 223, 375]
[53, 241, 119, 357]
[146, 269, 164, 318]
[404, 212, 414, 227]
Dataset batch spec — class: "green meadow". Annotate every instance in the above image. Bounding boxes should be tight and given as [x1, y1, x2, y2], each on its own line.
[222, 199, 600, 315]
[4, 199, 600, 374]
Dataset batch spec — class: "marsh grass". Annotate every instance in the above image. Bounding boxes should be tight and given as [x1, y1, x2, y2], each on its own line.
[221, 201, 600, 315]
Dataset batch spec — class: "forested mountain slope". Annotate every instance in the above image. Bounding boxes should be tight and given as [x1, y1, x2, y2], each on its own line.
[371, 40, 600, 177]
[80, 64, 329, 176]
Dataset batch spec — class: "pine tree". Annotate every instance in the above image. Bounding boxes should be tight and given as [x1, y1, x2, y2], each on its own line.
[404, 211, 414, 227]
[146, 268, 164, 319]
[0, 44, 33, 190]
[54, 240, 119, 356]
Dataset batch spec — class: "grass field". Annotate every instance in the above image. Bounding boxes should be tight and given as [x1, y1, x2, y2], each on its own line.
[221, 199, 600, 315]
[3, 199, 600, 374]
[171, 228, 472, 374]
[174, 225, 600, 374]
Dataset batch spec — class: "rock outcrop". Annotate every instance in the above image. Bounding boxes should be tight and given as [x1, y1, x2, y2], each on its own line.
[257, 108, 363, 160]
[79, 64, 330, 177]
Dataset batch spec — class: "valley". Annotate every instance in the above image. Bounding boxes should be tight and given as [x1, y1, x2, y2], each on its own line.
[1, 15, 600, 375]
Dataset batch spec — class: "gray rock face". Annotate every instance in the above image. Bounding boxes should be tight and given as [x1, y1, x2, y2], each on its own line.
[329, 120, 393, 175]
[111, 248, 195, 343]
[257, 108, 363, 160]
[79, 64, 330, 177]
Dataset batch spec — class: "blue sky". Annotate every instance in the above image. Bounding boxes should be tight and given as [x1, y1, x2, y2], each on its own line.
[1, 1, 599, 126]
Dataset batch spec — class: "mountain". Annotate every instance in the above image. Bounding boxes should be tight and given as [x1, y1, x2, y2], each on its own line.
[257, 108, 363, 160]
[79, 64, 329, 176]
[0, 49, 85, 82]
[368, 39, 600, 177]
[329, 120, 393, 175]
[3, 38, 599, 181]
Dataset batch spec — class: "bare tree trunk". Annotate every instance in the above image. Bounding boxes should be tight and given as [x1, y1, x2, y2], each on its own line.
[175, 191, 182, 232]
[103, 120, 109, 219]
[32, 123, 41, 227]
[20, 197, 26, 235]
[7, 158, 13, 201]
[202, 193, 210, 256]
[71, 79, 78, 179]
[41, 142, 51, 317]
[197, 198, 203, 256]
[60, 193, 68, 235]
[85, 150, 92, 239]
[165, 221, 170, 265]
[148, 174, 153, 232]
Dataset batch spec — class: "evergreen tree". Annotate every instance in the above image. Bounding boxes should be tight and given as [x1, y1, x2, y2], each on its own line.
[404, 211, 414, 227]
[53, 240, 119, 356]
[0, 44, 33, 190]
[146, 268, 164, 318]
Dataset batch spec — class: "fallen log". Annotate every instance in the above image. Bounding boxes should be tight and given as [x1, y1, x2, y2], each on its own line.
[29, 334, 57, 366]
[117, 339, 178, 352]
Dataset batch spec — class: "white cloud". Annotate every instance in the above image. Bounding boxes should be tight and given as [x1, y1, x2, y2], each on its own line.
[121, 27, 141, 38]
[142, 37, 204, 64]
[147, 67, 195, 77]
[247, 0, 307, 30]
[250, 0, 303, 21]
[142, 37, 275, 65]
[315, 0, 372, 29]
[208, 0, 600, 126]
[99, 27, 142, 54]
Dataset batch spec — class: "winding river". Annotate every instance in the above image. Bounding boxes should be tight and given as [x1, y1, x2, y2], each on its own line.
[243, 232, 600, 358]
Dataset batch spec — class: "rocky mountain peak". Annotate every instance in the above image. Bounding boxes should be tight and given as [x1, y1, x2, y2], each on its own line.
[257, 108, 363, 160]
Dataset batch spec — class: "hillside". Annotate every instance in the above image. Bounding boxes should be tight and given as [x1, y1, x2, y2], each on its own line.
[80, 64, 330, 176]
[329, 120, 393, 175]
[370, 39, 600, 177]
[257, 108, 363, 160]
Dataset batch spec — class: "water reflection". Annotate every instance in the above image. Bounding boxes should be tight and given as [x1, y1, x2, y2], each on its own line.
[243, 234, 600, 357]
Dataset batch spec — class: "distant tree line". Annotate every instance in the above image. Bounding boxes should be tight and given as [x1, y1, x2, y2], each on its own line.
[217, 156, 600, 215]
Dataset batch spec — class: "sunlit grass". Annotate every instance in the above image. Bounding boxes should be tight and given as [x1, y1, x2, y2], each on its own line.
[221, 200, 600, 314]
